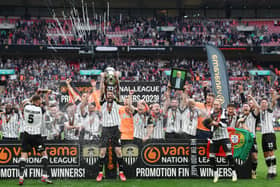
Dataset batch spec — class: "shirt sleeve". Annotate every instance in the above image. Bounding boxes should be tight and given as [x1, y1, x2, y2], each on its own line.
[41, 107, 46, 114]
[219, 118, 228, 128]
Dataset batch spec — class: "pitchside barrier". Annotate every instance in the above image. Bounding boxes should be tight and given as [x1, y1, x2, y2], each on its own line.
[0, 139, 251, 179]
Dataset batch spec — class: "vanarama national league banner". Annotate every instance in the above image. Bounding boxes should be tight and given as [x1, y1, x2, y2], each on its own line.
[0, 140, 252, 179]
[120, 81, 161, 105]
[206, 44, 230, 108]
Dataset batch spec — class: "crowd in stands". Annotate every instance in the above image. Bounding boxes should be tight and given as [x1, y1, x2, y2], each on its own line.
[0, 16, 280, 46]
[0, 57, 278, 107]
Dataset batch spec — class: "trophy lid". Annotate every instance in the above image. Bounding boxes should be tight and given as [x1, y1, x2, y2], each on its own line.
[105, 67, 115, 73]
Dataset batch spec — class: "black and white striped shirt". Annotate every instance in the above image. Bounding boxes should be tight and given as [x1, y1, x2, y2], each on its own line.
[101, 101, 121, 128]
[241, 112, 257, 137]
[181, 107, 199, 136]
[260, 109, 275, 134]
[226, 113, 238, 128]
[211, 109, 229, 141]
[23, 104, 44, 135]
[64, 113, 81, 140]
[133, 112, 148, 139]
[82, 111, 101, 140]
[166, 108, 182, 134]
[19, 112, 24, 134]
[147, 114, 165, 139]
[1, 113, 20, 138]
[41, 113, 47, 138]
[45, 111, 59, 140]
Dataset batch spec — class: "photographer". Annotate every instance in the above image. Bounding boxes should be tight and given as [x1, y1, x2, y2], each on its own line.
[0, 103, 21, 141]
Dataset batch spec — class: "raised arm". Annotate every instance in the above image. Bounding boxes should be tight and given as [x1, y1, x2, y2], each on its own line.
[90, 79, 101, 111]
[271, 89, 280, 109]
[239, 84, 246, 104]
[248, 95, 260, 115]
[44, 90, 52, 107]
[128, 90, 137, 112]
[162, 82, 171, 114]
[180, 83, 190, 110]
[114, 71, 121, 102]
[66, 78, 81, 102]
[99, 73, 106, 101]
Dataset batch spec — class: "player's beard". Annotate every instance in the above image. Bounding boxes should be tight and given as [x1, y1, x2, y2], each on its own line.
[154, 111, 160, 117]
[244, 110, 250, 115]
[171, 106, 177, 111]
[107, 98, 113, 103]
[214, 107, 221, 114]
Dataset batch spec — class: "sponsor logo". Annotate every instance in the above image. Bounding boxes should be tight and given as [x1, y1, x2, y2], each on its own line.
[142, 143, 190, 166]
[82, 145, 99, 165]
[122, 144, 139, 166]
[144, 147, 160, 164]
[0, 147, 12, 164]
[0, 144, 79, 166]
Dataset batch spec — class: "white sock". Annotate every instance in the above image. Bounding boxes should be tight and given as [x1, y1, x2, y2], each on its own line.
[273, 165, 277, 174]
[268, 166, 273, 174]
[214, 170, 219, 177]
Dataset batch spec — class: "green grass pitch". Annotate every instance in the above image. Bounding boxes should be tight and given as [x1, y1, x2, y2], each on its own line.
[1, 132, 280, 187]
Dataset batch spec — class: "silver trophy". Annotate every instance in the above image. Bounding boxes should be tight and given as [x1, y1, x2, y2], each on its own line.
[104, 67, 117, 89]
[103, 67, 120, 100]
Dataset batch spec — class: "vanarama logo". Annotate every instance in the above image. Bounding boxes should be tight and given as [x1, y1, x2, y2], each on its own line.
[46, 146, 77, 156]
[229, 131, 245, 149]
[144, 147, 160, 164]
[0, 144, 79, 166]
[0, 147, 12, 164]
[142, 143, 190, 166]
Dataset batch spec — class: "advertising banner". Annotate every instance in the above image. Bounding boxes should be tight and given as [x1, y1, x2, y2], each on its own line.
[0, 140, 251, 179]
[206, 44, 230, 108]
[120, 81, 161, 105]
[122, 139, 251, 179]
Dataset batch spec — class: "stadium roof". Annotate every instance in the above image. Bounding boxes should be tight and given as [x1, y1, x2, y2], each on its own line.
[0, 0, 279, 9]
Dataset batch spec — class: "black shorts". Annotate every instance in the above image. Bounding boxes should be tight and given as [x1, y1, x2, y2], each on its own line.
[133, 137, 143, 146]
[262, 133, 277, 152]
[210, 139, 232, 155]
[165, 132, 184, 140]
[21, 132, 45, 153]
[181, 133, 196, 139]
[196, 129, 211, 140]
[100, 126, 121, 148]
[250, 138, 258, 153]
